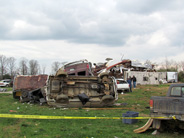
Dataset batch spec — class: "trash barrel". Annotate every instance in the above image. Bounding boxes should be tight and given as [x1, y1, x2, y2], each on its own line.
[122, 111, 139, 124]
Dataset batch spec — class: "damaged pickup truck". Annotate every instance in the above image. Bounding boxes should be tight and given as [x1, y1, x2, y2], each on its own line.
[46, 68, 117, 108]
[150, 83, 184, 131]
[134, 83, 184, 133]
[13, 75, 48, 104]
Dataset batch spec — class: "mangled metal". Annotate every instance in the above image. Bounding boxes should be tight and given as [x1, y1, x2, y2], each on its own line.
[13, 75, 48, 104]
[63, 59, 94, 76]
[46, 69, 117, 108]
[12, 59, 119, 107]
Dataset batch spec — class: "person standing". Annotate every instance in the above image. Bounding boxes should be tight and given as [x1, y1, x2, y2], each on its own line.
[127, 76, 132, 92]
[132, 75, 137, 88]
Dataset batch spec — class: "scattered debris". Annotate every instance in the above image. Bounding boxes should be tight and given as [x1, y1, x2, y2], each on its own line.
[78, 93, 89, 105]
[114, 103, 121, 106]
[9, 110, 17, 112]
[152, 130, 160, 135]
[13, 75, 48, 104]
[0, 88, 7, 92]
[114, 103, 128, 106]
[134, 119, 153, 133]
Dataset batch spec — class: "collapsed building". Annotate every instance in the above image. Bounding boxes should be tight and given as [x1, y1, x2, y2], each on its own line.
[99, 59, 177, 85]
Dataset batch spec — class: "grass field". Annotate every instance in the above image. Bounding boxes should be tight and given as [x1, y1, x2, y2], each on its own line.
[0, 84, 184, 138]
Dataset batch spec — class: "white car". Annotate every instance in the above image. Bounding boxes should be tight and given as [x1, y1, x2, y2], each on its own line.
[0, 79, 10, 87]
[116, 78, 130, 92]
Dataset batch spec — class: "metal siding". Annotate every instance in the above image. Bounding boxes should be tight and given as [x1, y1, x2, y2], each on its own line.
[14, 75, 48, 90]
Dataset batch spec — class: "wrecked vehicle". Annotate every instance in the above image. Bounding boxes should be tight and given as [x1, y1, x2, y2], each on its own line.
[13, 75, 48, 103]
[134, 83, 184, 133]
[46, 68, 117, 108]
[64, 59, 94, 76]
[13, 59, 118, 107]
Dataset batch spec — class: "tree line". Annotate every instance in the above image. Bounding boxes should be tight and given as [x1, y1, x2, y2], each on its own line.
[0, 54, 184, 82]
[0, 54, 63, 80]
[156, 58, 184, 82]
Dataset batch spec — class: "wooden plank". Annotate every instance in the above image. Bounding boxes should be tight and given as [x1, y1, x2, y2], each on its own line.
[133, 118, 153, 133]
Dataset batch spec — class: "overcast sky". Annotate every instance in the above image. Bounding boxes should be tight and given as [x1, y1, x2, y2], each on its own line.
[0, 0, 184, 74]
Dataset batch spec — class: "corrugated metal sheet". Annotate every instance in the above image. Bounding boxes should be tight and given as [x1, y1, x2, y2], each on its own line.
[13, 75, 48, 90]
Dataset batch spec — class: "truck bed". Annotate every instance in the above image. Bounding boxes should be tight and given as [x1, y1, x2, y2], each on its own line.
[151, 96, 184, 115]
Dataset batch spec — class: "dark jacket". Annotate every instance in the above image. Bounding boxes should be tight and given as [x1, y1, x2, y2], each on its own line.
[132, 76, 136, 82]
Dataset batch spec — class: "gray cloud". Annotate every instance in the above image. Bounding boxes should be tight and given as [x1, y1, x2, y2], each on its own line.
[0, 0, 184, 48]
[116, 0, 183, 14]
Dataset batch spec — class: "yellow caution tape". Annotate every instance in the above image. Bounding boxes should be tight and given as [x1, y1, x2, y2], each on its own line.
[0, 114, 174, 120]
[172, 115, 176, 120]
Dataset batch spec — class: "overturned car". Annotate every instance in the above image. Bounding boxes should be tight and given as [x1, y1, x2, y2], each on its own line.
[46, 69, 118, 108]
[13, 72, 117, 108]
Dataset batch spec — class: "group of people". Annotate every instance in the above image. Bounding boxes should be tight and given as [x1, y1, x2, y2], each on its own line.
[127, 76, 137, 92]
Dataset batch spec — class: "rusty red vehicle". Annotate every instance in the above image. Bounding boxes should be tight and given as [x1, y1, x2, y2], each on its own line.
[13, 75, 48, 103]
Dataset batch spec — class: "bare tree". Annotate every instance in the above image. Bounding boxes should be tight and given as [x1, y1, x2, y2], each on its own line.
[19, 58, 28, 75]
[164, 58, 178, 71]
[180, 61, 184, 71]
[170, 59, 179, 71]
[158, 58, 179, 72]
[41, 64, 47, 74]
[7, 57, 16, 79]
[0, 55, 8, 79]
[51, 61, 61, 74]
[29, 59, 40, 75]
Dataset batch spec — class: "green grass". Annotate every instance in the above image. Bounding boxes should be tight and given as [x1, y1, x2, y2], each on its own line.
[0, 84, 184, 138]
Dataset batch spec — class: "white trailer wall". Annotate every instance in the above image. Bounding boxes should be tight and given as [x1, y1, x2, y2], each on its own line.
[124, 71, 167, 85]
[167, 72, 178, 83]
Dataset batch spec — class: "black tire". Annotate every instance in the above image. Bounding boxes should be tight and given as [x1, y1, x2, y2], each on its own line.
[101, 95, 114, 103]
